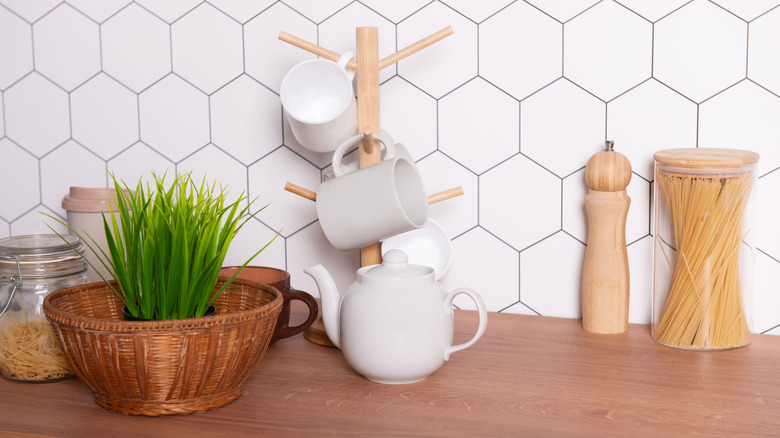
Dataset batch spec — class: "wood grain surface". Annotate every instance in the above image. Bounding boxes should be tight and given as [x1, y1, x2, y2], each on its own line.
[2, 310, 779, 437]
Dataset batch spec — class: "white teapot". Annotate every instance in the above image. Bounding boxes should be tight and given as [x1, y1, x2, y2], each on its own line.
[304, 249, 487, 384]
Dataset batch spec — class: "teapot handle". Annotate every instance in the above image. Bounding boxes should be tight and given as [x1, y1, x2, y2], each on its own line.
[443, 288, 487, 361]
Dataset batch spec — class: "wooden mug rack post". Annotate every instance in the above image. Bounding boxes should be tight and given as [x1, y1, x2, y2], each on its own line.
[280, 25, 459, 267]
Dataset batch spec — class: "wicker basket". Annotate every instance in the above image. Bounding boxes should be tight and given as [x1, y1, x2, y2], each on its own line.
[43, 277, 282, 416]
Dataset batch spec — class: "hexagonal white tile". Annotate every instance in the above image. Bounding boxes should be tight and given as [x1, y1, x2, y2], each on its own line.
[177, 144, 248, 206]
[711, 0, 780, 21]
[415, 152, 478, 239]
[4, 73, 69, 157]
[754, 252, 780, 333]
[139, 75, 209, 162]
[0, 138, 39, 221]
[134, 0, 201, 23]
[223, 217, 286, 269]
[0, 6, 33, 90]
[699, 80, 780, 172]
[480, 154, 561, 251]
[358, 0, 430, 23]
[748, 6, 780, 97]
[524, 0, 600, 23]
[211, 75, 282, 165]
[286, 221, 360, 298]
[440, 0, 514, 23]
[757, 169, 780, 261]
[379, 77, 436, 161]
[66, 0, 132, 23]
[0, 219, 8, 239]
[33, 4, 100, 91]
[627, 235, 652, 324]
[102, 4, 171, 93]
[607, 79, 697, 180]
[439, 78, 519, 174]
[12, 205, 63, 236]
[397, 2, 477, 99]
[247, 147, 321, 236]
[319, 2, 396, 84]
[208, 0, 275, 24]
[564, 1, 652, 102]
[520, 231, 585, 318]
[281, 0, 352, 24]
[71, 73, 139, 160]
[562, 168, 587, 243]
[626, 176, 650, 244]
[40, 140, 107, 216]
[480, 2, 562, 101]
[0, 92, 3, 135]
[441, 227, 519, 312]
[615, 0, 691, 22]
[654, 0, 747, 103]
[0, 0, 60, 23]
[171, 3, 243, 94]
[521, 78, 605, 177]
[107, 142, 175, 188]
[244, 3, 317, 95]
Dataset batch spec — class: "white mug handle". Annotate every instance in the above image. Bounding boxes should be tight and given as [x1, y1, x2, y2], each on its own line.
[443, 288, 488, 361]
[332, 130, 396, 178]
[337, 51, 355, 81]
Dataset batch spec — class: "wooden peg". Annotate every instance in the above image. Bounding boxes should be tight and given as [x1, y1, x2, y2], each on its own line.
[427, 186, 463, 205]
[278, 31, 358, 70]
[378, 26, 454, 70]
[361, 128, 375, 155]
[284, 182, 316, 201]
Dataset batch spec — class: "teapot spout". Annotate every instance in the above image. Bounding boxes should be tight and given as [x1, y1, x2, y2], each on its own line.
[303, 264, 341, 348]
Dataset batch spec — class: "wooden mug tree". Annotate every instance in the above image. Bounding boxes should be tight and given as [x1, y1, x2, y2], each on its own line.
[280, 26, 461, 345]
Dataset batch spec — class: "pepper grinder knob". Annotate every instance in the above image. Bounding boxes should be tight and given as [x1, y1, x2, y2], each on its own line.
[581, 141, 632, 334]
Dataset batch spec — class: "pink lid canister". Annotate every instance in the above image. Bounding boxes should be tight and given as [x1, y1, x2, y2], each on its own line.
[61, 187, 118, 213]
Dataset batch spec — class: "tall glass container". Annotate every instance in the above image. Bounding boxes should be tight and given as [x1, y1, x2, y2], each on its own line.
[652, 148, 758, 350]
[0, 234, 88, 382]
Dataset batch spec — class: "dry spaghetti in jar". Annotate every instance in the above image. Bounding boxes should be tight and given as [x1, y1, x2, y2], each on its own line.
[652, 148, 758, 350]
[0, 234, 88, 382]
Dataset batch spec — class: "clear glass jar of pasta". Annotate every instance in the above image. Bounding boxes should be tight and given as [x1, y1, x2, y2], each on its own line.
[652, 148, 758, 350]
[0, 234, 88, 382]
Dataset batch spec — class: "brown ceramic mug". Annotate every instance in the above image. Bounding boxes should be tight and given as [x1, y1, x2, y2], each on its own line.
[220, 266, 318, 343]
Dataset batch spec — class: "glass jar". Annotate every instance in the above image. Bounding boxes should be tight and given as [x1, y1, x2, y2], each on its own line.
[0, 234, 88, 382]
[652, 148, 758, 350]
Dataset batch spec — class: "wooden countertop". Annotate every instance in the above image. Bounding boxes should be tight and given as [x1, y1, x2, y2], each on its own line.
[2, 310, 779, 437]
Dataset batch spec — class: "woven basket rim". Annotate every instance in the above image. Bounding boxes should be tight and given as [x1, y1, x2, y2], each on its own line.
[43, 277, 282, 332]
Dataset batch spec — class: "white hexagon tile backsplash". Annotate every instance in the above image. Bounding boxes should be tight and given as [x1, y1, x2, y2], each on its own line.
[1, 0, 780, 334]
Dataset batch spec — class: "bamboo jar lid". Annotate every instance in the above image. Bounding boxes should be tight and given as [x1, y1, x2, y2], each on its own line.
[654, 148, 759, 168]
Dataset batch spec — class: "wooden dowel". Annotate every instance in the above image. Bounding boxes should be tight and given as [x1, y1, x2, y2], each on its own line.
[278, 31, 358, 70]
[427, 186, 464, 205]
[362, 128, 375, 155]
[378, 26, 454, 70]
[284, 182, 316, 201]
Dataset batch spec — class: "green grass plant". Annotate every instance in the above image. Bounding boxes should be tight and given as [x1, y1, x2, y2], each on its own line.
[45, 171, 276, 320]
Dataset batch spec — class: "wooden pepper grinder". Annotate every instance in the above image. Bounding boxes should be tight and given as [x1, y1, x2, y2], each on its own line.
[581, 140, 631, 334]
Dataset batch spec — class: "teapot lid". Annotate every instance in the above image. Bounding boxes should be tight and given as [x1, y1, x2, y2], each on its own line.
[362, 249, 433, 279]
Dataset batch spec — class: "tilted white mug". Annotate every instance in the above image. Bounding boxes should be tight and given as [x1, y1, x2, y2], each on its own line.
[316, 131, 428, 251]
[280, 52, 358, 153]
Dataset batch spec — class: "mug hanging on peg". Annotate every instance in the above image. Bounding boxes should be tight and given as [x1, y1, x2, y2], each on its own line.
[581, 140, 631, 334]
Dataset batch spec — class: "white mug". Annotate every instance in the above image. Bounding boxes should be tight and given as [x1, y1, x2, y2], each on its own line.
[280, 52, 358, 153]
[316, 132, 428, 251]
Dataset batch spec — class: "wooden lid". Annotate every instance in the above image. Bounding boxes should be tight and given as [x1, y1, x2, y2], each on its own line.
[654, 148, 759, 167]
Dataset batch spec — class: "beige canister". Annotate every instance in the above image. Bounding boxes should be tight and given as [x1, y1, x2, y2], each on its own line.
[61, 187, 118, 282]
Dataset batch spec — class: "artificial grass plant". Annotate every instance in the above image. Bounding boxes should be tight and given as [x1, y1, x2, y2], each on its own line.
[45, 171, 276, 320]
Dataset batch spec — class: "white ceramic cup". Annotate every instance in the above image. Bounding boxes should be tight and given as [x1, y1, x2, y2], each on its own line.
[322, 138, 413, 182]
[316, 132, 428, 251]
[381, 219, 451, 280]
[280, 52, 358, 153]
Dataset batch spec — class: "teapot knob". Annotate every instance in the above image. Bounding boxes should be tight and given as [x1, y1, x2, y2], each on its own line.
[383, 249, 408, 266]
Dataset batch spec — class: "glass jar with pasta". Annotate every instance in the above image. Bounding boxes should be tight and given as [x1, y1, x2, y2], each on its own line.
[0, 234, 88, 382]
[652, 148, 758, 350]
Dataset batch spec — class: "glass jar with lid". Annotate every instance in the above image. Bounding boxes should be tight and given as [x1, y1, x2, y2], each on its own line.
[0, 234, 88, 382]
